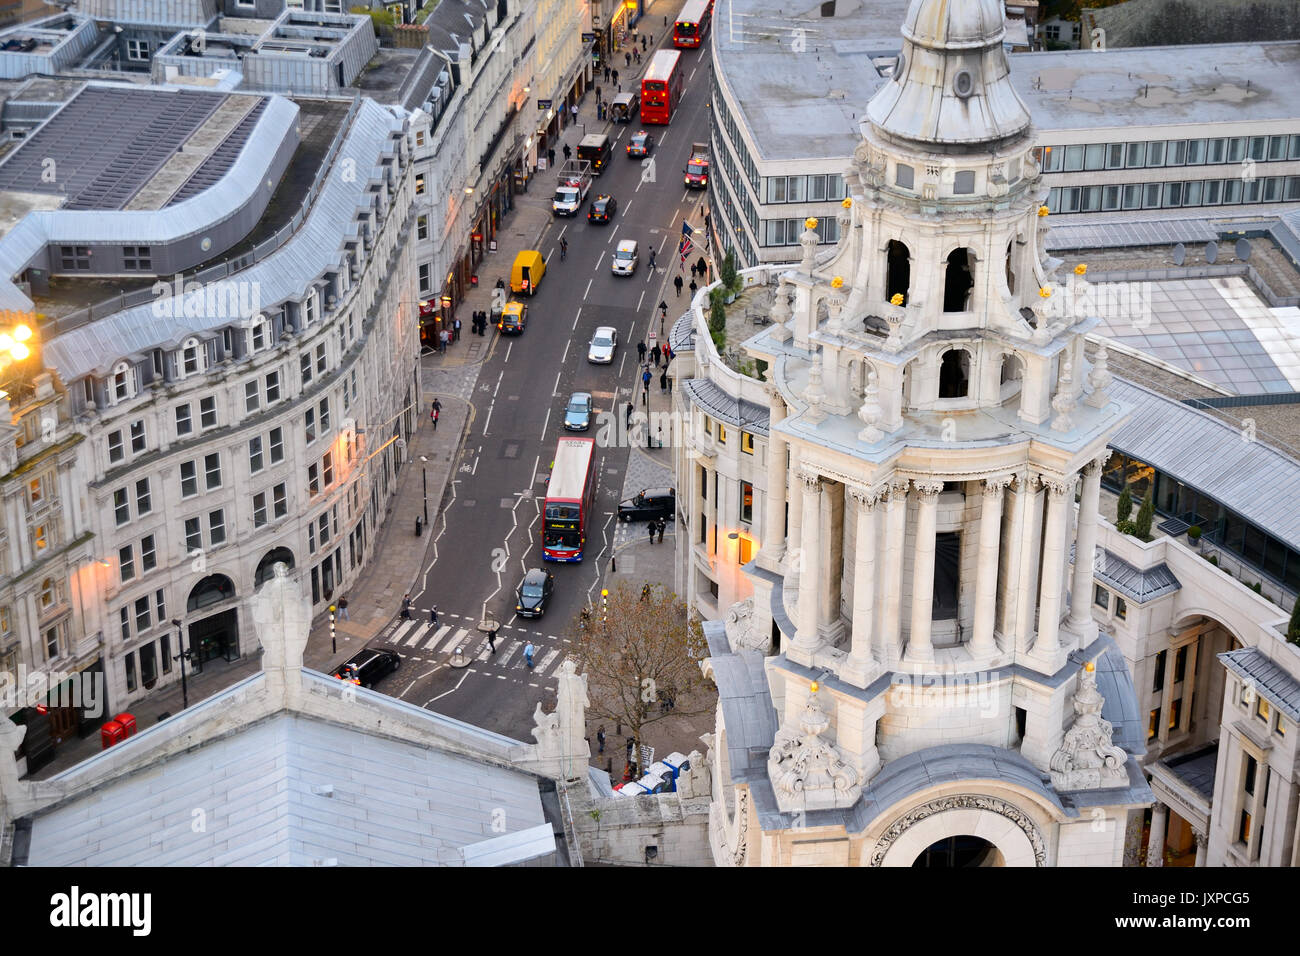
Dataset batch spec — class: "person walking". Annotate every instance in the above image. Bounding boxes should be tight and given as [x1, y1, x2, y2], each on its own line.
[429, 604, 439, 627]
[690, 261, 698, 279]
[563, 143, 572, 161]
[487, 625, 498, 654]
[547, 147, 555, 167]
[453, 317, 461, 341]
[646, 520, 656, 545]
[612, 69, 619, 87]
[626, 737, 635, 763]
[637, 340, 647, 362]
[338, 596, 350, 621]
[625, 51, 631, 67]
[560, 236, 568, 260]
[625, 400, 634, 427]
[570, 103, 578, 123]
[595, 84, 601, 104]
[663, 342, 672, 364]
[603, 65, 610, 82]
[697, 255, 708, 280]
[674, 274, 683, 297]
[657, 519, 666, 545]
[641, 583, 651, 601]
[596, 726, 606, 754]
[660, 368, 668, 392]
[641, 34, 647, 52]
[666, 373, 673, 396]
[689, 278, 698, 297]
[659, 300, 668, 322]
[651, 342, 661, 366]
[642, 366, 652, 393]
[430, 405, 438, 430]
[648, 247, 656, 270]
[401, 594, 412, 620]
[524, 641, 536, 670]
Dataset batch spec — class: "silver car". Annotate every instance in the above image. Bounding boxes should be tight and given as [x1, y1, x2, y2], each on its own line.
[587, 326, 618, 364]
[611, 239, 638, 276]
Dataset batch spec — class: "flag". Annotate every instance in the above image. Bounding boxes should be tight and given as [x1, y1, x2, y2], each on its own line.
[677, 220, 695, 265]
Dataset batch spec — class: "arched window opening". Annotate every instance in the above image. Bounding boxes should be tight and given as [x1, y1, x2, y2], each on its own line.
[939, 349, 971, 399]
[181, 338, 202, 376]
[886, 240, 910, 305]
[111, 362, 133, 403]
[1005, 239, 1016, 295]
[254, 548, 296, 588]
[188, 574, 235, 612]
[943, 248, 974, 312]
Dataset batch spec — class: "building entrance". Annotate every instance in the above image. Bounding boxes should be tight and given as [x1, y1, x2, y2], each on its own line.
[912, 834, 1002, 867]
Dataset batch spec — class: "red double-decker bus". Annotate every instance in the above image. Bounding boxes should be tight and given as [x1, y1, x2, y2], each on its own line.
[543, 437, 598, 562]
[674, 0, 713, 48]
[640, 49, 683, 125]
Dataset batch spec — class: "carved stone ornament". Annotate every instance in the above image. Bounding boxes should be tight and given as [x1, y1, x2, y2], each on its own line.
[983, 474, 1014, 497]
[1050, 358, 1076, 433]
[771, 280, 793, 343]
[847, 484, 884, 509]
[767, 687, 861, 811]
[676, 749, 712, 799]
[857, 369, 884, 443]
[709, 784, 750, 866]
[1049, 662, 1129, 791]
[1084, 346, 1113, 409]
[869, 795, 1046, 866]
[802, 355, 827, 425]
[913, 478, 944, 498]
[1041, 475, 1074, 498]
[800, 225, 820, 274]
[724, 597, 768, 653]
[797, 469, 823, 496]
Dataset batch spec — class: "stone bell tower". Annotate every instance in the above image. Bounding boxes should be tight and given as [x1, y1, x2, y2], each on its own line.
[703, 0, 1152, 867]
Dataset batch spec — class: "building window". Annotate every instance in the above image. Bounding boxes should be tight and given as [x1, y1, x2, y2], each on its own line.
[249, 436, 264, 473]
[141, 534, 156, 572]
[319, 397, 330, 433]
[111, 362, 134, 403]
[301, 353, 314, 386]
[270, 426, 285, 464]
[114, 488, 130, 526]
[250, 317, 269, 352]
[953, 170, 975, 194]
[59, 245, 90, 270]
[126, 38, 150, 61]
[200, 396, 217, 429]
[895, 164, 914, 189]
[418, 264, 431, 295]
[1147, 707, 1160, 741]
[119, 544, 135, 583]
[415, 173, 426, 194]
[122, 245, 151, 270]
[181, 338, 202, 376]
[740, 481, 753, 523]
[417, 215, 429, 240]
[209, 509, 226, 546]
[245, 380, 260, 413]
[130, 420, 146, 454]
[1115, 597, 1127, 620]
[305, 408, 317, 444]
[161, 633, 172, 673]
[125, 651, 136, 692]
[175, 404, 192, 436]
[1256, 696, 1271, 723]
[266, 369, 281, 403]
[253, 492, 268, 527]
[120, 606, 130, 643]
[108, 430, 124, 462]
[1152, 649, 1166, 694]
[716, 422, 728, 444]
[204, 453, 221, 490]
[1094, 585, 1109, 609]
[180, 461, 198, 497]
[39, 577, 58, 611]
[273, 482, 288, 518]
[1276, 714, 1286, 738]
[185, 517, 201, 551]
[156, 589, 167, 623]
[135, 596, 151, 634]
[308, 463, 320, 498]
[741, 432, 755, 455]
[322, 451, 334, 487]
[136, 478, 151, 515]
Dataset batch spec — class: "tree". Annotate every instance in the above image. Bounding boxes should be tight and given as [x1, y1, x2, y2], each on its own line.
[720, 251, 738, 293]
[1115, 484, 1133, 527]
[1134, 489, 1154, 541]
[570, 582, 712, 758]
[1287, 592, 1300, 646]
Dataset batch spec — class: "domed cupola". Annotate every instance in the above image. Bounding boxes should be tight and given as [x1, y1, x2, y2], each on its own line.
[867, 0, 1031, 151]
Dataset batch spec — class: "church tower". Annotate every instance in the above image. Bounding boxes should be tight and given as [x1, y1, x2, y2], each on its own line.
[701, 0, 1153, 866]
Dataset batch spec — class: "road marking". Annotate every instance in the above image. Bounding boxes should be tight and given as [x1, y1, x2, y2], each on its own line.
[426, 670, 470, 704]
[434, 626, 469, 653]
[504, 340, 513, 364]
[405, 623, 431, 647]
[540, 405, 552, 439]
[388, 619, 418, 645]
[572, 309, 581, 331]
[689, 67, 697, 83]
[562, 338, 571, 364]
[498, 639, 522, 665]
[584, 278, 592, 299]
[610, 223, 620, 243]
[592, 252, 602, 272]
[422, 624, 452, 649]
[530, 453, 540, 486]
[536, 648, 561, 674]
[637, 290, 645, 313]
[618, 350, 627, 377]
[553, 368, 563, 396]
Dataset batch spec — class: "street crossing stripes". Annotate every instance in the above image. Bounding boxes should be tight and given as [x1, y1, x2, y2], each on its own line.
[381, 616, 572, 678]
[535, 648, 560, 673]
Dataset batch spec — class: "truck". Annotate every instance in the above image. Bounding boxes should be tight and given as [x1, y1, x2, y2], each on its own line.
[684, 142, 710, 189]
[552, 160, 593, 216]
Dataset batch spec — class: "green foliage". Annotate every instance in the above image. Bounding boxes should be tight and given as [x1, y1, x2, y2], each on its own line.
[1187, 525, 1202, 540]
[352, 5, 398, 27]
[1249, 581, 1262, 594]
[1203, 554, 1219, 567]
[720, 251, 738, 292]
[709, 297, 726, 336]
[415, 0, 440, 23]
[710, 327, 726, 354]
[1116, 519, 1137, 537]
[755, 358, 769, 381]
[1115, 485, 1133, 525]
[1288, 592, 1300, 644]
[1134, 490, 1154, 541]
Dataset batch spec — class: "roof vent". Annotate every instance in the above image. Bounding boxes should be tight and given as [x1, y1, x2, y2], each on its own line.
[820, 0, 836, 14]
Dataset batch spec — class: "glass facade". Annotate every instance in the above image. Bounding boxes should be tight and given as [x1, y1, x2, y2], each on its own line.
[1102, 452, 1300, 591]
[1047, 175, 1300, 213]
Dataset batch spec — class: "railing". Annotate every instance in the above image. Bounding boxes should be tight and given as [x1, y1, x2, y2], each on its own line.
[45, 94, 364, 337]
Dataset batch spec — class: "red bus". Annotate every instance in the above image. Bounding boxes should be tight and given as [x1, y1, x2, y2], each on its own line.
[674, 0, 713, 48]
[543, 437, 597, 562]
[640, 49, 683, 125]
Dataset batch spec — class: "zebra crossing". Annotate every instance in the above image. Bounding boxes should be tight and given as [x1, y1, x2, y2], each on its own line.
[379, 614, 574, 679]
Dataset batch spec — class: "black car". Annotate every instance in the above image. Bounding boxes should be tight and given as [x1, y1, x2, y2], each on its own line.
[516, 568, 556, 618]
[332, 647, 401, 688]
[627, 131, 655, 158]
[618, 487, 676, 522]
[587, 194, 617, 224]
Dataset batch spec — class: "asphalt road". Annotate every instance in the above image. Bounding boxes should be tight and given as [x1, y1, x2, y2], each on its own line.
[368, 41, 714, 738]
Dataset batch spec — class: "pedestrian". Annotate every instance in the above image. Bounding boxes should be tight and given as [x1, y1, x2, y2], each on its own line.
[658, 519, 666, 544]
[524, 641, 535, 669]
[663, 342, 672, 364]
[637, 340, 647, 362]
[659, 300, 668, 320]
[612, 69, 619, 87]
[633, 48, 640, 65]
[595, 85, 601, 103]
[697, 255, 707, 279]
[431, 406, 438, 430]
[433, 397, 442, 417]
[666, 374, 673, 395]
[625, 400, 634, 428]
[642, 367, 651, 392]
[570, 104, 578, 122]
[547, 147, 555, 167]
[563, 143, 571, 161]
[596, 101, 603, 121]
[597, 726, 606, 754]
[487, 626, 498, 654]
[439, 328, 449, 352]
[626, 737, 635, 762]
[647, 520, 656, 544]
[603, 65, 610, 82]
[641, 34, 647, 52]
[660, 369, 668, 392]
[690, 261, 698, 278]
[560, 236, 568, 260]
[401, 594, 412, 620]
[339, 596, 350, 621]
[689, 279, 698, 297]
[674, 274, 683, 297]
[641, 583, 651, 601]
[625, 51, 631, 67]
[429, 604, 439, 627]
[652, 342, 661, 366]
[453, 317, 461, 341]
[648, 247, 656, 270]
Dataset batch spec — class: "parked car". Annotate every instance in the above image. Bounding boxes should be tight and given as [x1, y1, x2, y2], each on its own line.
[498, 301, 527, 335]
[611, 239, 638, 276]
[587, 194, 617, 224]
[332, 647, 401, 688]
[627, 130, 655, 158]
[563, 391, 593, 431]
[618, 487, 676, 522]
[587, 326, 618, 364]
[516, 568, 556, 618]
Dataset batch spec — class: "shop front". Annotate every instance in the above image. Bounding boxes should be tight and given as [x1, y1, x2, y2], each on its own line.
[8, 658, 107, 776]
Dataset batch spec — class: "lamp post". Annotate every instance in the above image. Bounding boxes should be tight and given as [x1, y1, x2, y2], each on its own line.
[420, 455, 429, 524]
[171, 618, 191, 711]
[329, 604, 336, 654]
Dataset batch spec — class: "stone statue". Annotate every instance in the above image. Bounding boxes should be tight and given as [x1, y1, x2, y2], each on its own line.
[530, 701, 562, 755]
[1049, 662, 1129, 791]
[676, 749, 712, 799]
[0, 715, 27, 818]
[250, 562, 310, 677]
[724, 598, 767, 653]
[768, 684, 860, 811]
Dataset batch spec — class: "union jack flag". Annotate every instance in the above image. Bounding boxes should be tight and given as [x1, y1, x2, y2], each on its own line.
[677, 221, 695, 265]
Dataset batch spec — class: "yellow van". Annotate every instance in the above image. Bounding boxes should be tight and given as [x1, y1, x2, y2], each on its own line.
[511, 249, 546, 295]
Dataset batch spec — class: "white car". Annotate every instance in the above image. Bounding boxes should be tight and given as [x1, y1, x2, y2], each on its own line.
[611, 239, 638, 276]
[587, 326, 618, 364]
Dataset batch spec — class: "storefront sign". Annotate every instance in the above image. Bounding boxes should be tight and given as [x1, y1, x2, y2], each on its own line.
[537, 99, 552, 110]
[582, 32, 595, 42]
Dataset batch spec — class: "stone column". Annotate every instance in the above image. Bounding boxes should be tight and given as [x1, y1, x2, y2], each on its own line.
[971, 475, 1011, 658]
[842, 485, 883, 687]
[704, 464, 716, 557]
[1193, 830, 1207, 867]
[1067, 455, 1107, 632]
[791, 468, 822, 665]
[785, 460, 803, 585]
[1147, 802, 1167, 868]
[761, 392, 787, 566]
[905, 480, 944, 664]
[1013, 472, 1044, 653]
[1034, 476, 1074, 658]
[878, 479, 909, 662]
[818, 481, 844, 640]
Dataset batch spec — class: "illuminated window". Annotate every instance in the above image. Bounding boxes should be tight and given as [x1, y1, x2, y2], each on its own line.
[741, 432, 755, 455]
[1256, 696, 1271, 723]
[740, 481, 753, 523]
[716, 422, 728, 444]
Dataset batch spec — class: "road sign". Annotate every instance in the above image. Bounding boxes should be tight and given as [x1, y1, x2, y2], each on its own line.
[537, 99, 552, 110]
[639, 744, 655, 768]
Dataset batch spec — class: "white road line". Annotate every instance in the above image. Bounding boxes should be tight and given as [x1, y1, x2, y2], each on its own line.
[539, 405, 552, 439]
[426, 670, 470, 704]
[552, 368, 563, 396]
[609, 223, 620, 242]
[689, 67, 697, 82]
[572, 310, 581, 331]
[584, 278, 592, 299]
[535, 648, 561, 674]
[592, 252, 602, 271]
[387, 620, 418, 645]
[481, 402, 495, 436]
[434, 626, 469, 654]
[405, 622, 430, 647]
[530, 454, 540, 486]
[623, 200, 633, 218]
[637, 290, 645, 313]
[472, 455, 479, 475]
[504, 340, 513, 364]
[562, 339, 571, 363]
[618, 351, 627, 376]
[498, 639, 522, 665]
[422, 624, 452, 650]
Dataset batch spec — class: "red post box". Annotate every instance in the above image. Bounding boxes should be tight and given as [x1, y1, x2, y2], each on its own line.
[114, 713, 137, 739]
[100, 720, 124, 750]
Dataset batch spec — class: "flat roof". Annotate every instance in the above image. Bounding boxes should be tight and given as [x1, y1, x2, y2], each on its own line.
[715, 0, 1300, 163]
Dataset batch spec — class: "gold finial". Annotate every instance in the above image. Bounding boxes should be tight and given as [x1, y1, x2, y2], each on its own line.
[804, 217, 818, 230]
[890, 293, 904, 306]
[1074, 263, 1087, 275]
[1038, 286, 1052, 298]
[841, 198, 852, 209]
[1085, 661, 1095, 673]
[810, 681, 819, 693]
[831, 276, 844, 289]
[1038, 205, 1050, 217]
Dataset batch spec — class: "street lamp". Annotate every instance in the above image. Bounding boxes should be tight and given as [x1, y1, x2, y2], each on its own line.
[171, 618, 192, 710]
[329, 604, 337, 654]
[420, 455, 429, 523]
